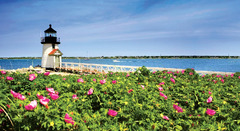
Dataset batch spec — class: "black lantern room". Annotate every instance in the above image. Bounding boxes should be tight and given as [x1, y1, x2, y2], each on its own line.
[41, 24, 60, 45]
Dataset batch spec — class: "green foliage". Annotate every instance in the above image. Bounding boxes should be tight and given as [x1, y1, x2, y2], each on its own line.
[234, 72, 240, 77]
[0, 68, 239, 130]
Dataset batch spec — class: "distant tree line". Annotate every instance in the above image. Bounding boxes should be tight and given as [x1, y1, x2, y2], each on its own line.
[63, 55, 240, 59]
[1, 56, 239, 59]
[0, 57, 41, 59]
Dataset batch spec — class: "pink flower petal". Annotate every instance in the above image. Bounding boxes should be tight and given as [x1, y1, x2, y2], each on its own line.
[48, 93, 59, 100]
[173, 104, 183, 113]
[25, 100, 37, 110]
[11, 90, 25, 100]
[1, 71, 6, 74]
[170, 78, 175, 84]
[40, 98, 50, 106]
[29, 74, 37, 81]
[128, 89, 133, 93]
[72, 94, 78, 99]
[64, 113, 75, 125]
[207, 96, 213, 103]
[44, 72, 50, 76]
[46, 88, 56, 94]
[77, 78, 84, 83]
[112, 80, 117, 84]
[158, 87, 163, 91]
[162, 115, 169, 120]
[108, 109, 118, 117]
[100, 79, 106, 84]
[6, 76, 14, 81]
[206, 108, 216, 116]
[159, 92, 167, 99]
[87, 88, 93, 95]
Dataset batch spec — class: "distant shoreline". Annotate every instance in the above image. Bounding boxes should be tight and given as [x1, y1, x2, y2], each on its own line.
[0, 56, 239, 59]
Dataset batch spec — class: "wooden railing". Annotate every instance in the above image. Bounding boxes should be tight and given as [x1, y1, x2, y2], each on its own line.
[59, 62, 234, 75]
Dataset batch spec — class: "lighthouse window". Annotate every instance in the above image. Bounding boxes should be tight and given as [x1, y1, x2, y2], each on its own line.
[45, 33, 56, 37]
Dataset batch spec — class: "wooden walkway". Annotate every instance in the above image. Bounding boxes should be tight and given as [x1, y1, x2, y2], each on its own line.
[57, 62, 234, 75]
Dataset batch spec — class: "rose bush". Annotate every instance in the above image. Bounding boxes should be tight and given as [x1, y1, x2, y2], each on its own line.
[0, 67, 239, 130]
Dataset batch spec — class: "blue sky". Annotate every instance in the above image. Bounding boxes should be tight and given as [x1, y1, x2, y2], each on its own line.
[0, 0, 240, 57]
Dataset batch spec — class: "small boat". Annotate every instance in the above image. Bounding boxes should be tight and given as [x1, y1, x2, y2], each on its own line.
[113, 60, 120, 62]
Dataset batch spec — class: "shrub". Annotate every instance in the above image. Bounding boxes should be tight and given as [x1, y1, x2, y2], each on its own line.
[0, 68, 239, 130]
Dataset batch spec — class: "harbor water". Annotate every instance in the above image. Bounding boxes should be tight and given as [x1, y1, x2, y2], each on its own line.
[0, 59, 240, 73]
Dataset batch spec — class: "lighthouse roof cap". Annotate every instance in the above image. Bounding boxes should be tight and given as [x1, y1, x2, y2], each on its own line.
[44, 24, 57, 33]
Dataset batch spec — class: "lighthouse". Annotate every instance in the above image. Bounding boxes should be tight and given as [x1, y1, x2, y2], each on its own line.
[41, 24, 63, 69]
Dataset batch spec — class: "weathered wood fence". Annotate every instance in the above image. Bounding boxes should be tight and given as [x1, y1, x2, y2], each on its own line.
[57, 62, 234, 75]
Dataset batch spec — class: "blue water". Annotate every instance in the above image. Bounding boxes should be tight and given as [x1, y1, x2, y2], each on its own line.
[0, 59, 240, 72]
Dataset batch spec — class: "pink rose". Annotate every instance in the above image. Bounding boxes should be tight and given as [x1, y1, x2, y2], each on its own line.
[112, 80, 117, 84]
[221, 79, 224, 83]
[37, 94, 44, 99]
[37, 94, 50, 106]
[108, 109, 118, 117]
[208, 91, 212, 95]
[173, 104, 183, 113]
[48, 93, 59, 100]
[46, 87, 57, 94]
[29, 74, 36, 81]
[17, 94, 26, 100]
[6, 76, 14, 81]
[159, 92, 168, 100]
[206, 108, 216, 116]
[87, 88, 93, 95]
[40, 97, 50, 106]
[25, 100, 37, 110]
[72, 94, 78, 99]
[170, 78, 175, 84]
[162, 115, 169, 120]
[181, 70, 185, 74]
[10, 90, 26, 100]
[159, 82, 165, 85]
[77, 78, 84, 83]
[65, 113, 75, 125]
[100, 79, 106, 84]
[207, 96, 213, 103]
[44, 72, 50, 76]
[11, 90, 19, 98]
[126, 73, 130, 77]
[128, 89, 133, 93]
[1, 71, 6, 74]
[158, 87, 163, 91]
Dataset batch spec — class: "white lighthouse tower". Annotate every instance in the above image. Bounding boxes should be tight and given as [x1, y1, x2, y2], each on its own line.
[41, 24, 63, 69]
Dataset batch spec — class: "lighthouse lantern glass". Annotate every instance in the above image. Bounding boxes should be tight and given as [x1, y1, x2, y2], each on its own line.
[45, 33, 56, 37]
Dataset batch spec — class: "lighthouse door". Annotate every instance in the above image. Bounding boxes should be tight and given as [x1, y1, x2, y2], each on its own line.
[55, 56, 60, 68]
